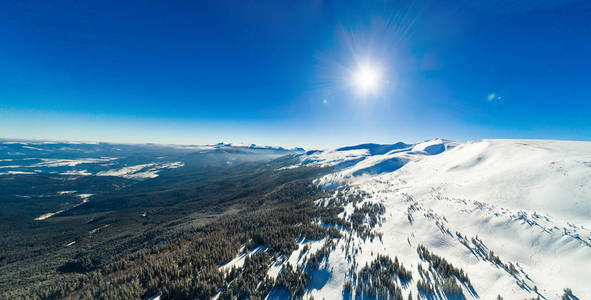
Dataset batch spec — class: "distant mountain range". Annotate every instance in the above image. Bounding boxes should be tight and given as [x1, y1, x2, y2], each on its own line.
[0, 140, 303, 178]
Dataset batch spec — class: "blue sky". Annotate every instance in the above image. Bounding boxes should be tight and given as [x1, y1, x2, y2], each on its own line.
[1, 0, 589, 148]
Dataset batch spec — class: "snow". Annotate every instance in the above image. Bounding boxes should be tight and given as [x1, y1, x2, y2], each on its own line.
[61, 170, 92, 176]
[32, 157, 117, 167]
[146, 293, 160, 300]
[34, 194, 93, 220]
[219, 246, 266, 272]
[393, 139, 591, 223]
[89, 224, 110, 234]
[22, 146, 43, 150]
[34, 210, 65, 221]
[96, 161, 184, 179]
[73, 194, 93, 207]
[296, 139, 452, 172]
[172, 142, 302, 152]
[300, 139, 591, 299]
[299, 138, 458, 186]
[58, 190, 77, 195]
[302, 148, 370, 169]
[0, 171, 36, 175]
[97, 163, 156, 177]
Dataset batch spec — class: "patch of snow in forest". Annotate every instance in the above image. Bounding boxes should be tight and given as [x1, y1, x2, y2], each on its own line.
[34, 210, 65, 221]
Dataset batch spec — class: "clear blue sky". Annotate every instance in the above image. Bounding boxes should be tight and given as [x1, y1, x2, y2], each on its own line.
[1, 0, 589, 148]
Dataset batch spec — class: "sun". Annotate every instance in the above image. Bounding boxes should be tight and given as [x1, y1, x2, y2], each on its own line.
[353, 64, 381, 94]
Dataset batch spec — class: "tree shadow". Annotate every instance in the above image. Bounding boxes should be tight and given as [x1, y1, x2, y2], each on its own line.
[307, 268, 331, 291]
[462, 282, 479, 299]
[564, 294, 580, 300]
[266, 287, 290, 300]
[445, 294, 467, 300]
[399, 278, 412, 289]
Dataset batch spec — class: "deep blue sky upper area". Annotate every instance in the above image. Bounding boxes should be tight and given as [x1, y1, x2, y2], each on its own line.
[0, 0, 589, 148]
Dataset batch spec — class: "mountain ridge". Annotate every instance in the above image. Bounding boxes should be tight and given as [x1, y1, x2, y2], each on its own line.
[283, 138, 591, 298]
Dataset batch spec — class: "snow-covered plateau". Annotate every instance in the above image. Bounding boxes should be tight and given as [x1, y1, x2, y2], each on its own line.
[262, 139, 591, 299]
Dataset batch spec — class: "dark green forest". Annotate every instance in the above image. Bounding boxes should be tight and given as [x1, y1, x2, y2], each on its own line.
[0, 152, 347, 299]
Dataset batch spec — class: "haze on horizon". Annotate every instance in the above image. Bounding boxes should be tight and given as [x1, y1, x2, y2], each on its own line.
[1, 0, 590, 148]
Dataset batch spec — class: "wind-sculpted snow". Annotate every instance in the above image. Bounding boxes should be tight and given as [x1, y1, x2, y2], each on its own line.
[393, 139, 591, 222]
[336, 142, 412, 156]
[276, 139, 591, 299]
[295, 138, 457, 185]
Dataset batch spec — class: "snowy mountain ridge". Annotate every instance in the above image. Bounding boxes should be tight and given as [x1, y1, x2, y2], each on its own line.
[264, 138, 591, 299]
[292, 138, 458, 185]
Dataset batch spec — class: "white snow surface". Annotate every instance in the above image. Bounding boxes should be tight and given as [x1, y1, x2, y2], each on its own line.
[60, 170, 92, 176]
[34, 210, 65, 221]
[285, 139, 591, 299]
[296, 139, 458, 184]
[0, 171, 36, 175]
[32, 157, 117, 167]
[96, 162, 184, 179]
[219, 246, 267, 273]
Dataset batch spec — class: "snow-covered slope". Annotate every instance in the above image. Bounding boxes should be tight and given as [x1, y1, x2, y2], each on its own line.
[267, 139, 591, 299]
[295, 139, 457, 183]
[396, 139, 591, 223]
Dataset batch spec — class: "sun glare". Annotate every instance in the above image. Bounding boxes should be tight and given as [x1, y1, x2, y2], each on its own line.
[353, 64, 381, 94]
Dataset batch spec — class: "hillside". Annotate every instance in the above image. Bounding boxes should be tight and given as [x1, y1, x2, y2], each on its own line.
[283, 139, 591, 299]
